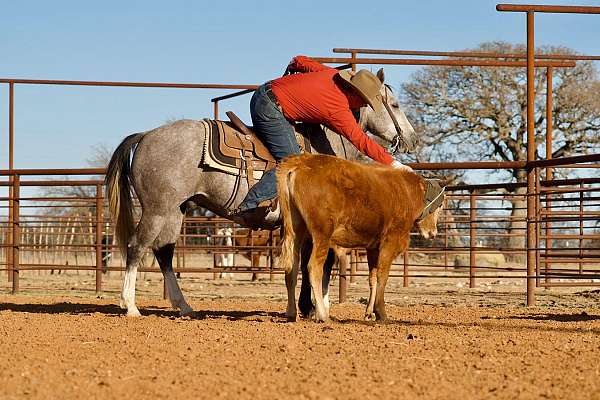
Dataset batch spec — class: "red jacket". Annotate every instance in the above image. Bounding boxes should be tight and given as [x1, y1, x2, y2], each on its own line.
[270, 56, 393, 165]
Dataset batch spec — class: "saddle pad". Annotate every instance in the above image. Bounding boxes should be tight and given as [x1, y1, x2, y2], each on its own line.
[201, 119, 264, 179]
[201, 119, 312, 179]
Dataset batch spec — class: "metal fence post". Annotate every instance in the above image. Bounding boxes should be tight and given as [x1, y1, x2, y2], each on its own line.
[443, 198, 449, 271]
[7, 82, 14, 283]
[579, 182, 584, 274]
[525, 10, 537, 306]
[403, 249, 409, 287]
[535, 169, 541, 287]
[349, 250, 357, 284]
[95, 184, 103, 293]
[545, 67, 554, 287]
[469, 190, 477, 288]
[268, 230, 274, 280]
[339, 250, 347, 304]
[12, 174, 20, 293]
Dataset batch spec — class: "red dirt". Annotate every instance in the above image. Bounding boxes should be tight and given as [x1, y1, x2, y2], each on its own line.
[1, 275, 599, 399]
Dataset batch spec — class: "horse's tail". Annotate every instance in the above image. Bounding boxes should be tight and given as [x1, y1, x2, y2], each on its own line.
[276, 159, 303, 274]
[105, 132, 145, 257]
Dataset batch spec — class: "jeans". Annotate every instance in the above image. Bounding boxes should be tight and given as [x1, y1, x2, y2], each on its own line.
[237, 83, 300, 211]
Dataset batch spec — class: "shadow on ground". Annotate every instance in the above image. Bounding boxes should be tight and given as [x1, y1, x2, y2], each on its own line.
[0, 302, 285, 320]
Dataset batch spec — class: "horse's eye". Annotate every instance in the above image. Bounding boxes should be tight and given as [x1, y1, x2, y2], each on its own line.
[392, 104, 399, 109]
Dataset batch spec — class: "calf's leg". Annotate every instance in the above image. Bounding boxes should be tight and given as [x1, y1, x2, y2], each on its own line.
[307, 241, 330, 322]
[373, 238, 407, 321]
[364, 248, 379, 321]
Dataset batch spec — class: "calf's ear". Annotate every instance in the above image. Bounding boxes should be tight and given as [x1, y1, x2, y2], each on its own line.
[436, 177, 452, 188]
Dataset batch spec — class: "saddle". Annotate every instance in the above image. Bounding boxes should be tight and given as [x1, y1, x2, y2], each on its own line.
[202, 111, 311, 189]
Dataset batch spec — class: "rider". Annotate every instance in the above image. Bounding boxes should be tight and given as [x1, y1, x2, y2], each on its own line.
[231, 55, 406, 223]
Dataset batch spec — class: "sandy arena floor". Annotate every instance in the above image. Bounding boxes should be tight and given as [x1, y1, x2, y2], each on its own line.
[0, 273, 599, 400]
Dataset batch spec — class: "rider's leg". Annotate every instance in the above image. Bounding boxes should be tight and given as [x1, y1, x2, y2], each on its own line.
[236, 83, 300, 212]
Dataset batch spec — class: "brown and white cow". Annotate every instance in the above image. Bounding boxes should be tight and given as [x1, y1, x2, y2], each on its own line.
[277, 154, 445, 322]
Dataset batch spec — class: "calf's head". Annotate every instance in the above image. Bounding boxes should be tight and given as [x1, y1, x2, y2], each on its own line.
[415, 179, 447, 240]
[416, 206, 443, 239]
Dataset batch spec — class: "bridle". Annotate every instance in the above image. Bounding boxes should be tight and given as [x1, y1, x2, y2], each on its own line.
[380, 87, 405, 156]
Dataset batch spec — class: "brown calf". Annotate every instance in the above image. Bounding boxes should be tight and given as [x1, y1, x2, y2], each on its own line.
[277, 154, 445, 322]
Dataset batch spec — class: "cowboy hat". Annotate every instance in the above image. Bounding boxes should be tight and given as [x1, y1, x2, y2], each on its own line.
[338, 69, 384, 113]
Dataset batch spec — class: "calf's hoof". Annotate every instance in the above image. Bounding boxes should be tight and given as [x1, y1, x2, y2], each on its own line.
[364, 312, 377, 322]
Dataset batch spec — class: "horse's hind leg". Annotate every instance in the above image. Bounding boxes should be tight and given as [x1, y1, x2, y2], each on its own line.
[153, 212, 193, 316]
[121, 213, 164, 317]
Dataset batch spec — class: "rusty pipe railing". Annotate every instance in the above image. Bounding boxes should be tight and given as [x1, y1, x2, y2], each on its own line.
[332, 47, 600, 61]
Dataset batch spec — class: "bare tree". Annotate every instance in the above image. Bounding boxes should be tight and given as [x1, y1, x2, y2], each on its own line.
[399, 42, 600, 259]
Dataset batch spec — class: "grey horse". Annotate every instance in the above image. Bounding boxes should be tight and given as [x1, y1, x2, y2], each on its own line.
[106, 70, 417, 317]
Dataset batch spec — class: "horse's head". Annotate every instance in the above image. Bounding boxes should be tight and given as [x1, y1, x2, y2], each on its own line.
[362, 69, 418, 154]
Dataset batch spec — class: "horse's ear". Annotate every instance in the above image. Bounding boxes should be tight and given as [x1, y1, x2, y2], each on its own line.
[376, 68, 385, 83]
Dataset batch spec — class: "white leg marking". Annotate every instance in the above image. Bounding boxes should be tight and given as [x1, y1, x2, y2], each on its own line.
[120, 266, 141, 317]
[323, 292, 330, 319]
[364, 281, 378, 321]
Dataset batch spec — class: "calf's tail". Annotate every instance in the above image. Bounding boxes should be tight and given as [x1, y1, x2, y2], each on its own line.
[276, 163, 300, 274]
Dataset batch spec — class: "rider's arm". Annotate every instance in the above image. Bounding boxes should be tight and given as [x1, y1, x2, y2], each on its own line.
[327, 109, 394, 165]
[287, 55, 332, 73]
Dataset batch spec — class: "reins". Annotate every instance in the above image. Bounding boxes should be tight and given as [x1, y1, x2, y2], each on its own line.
[381, 87, 405, 155]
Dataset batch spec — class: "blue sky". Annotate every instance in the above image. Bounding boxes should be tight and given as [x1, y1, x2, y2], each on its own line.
[0, 0, 599, 170]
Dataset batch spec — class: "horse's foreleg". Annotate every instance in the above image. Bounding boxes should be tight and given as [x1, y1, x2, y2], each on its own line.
[284, 231, 305, 322]
[154, 243, 193, 316]
[299, 240, 335, 319]
[298, 239, 314, 318]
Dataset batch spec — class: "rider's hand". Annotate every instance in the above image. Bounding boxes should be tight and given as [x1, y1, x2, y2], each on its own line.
[391, 160, 413, 172]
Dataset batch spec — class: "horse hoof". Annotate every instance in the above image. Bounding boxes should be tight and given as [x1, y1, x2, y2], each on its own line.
[286, 313, 298, 322]
[312, 312, 328, 323]
[364, 313, 376, 322]
[179, 306, 194, 317]
[126, 309, 142, 317]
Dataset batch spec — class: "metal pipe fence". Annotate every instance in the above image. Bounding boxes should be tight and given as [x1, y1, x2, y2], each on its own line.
[1, 155, 598, 300]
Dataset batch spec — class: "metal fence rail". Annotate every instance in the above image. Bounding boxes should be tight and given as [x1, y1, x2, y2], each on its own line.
[1, 154, 598, 302]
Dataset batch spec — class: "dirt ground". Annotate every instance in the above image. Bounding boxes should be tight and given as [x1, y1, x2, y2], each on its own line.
[1, 272, 599, 400]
